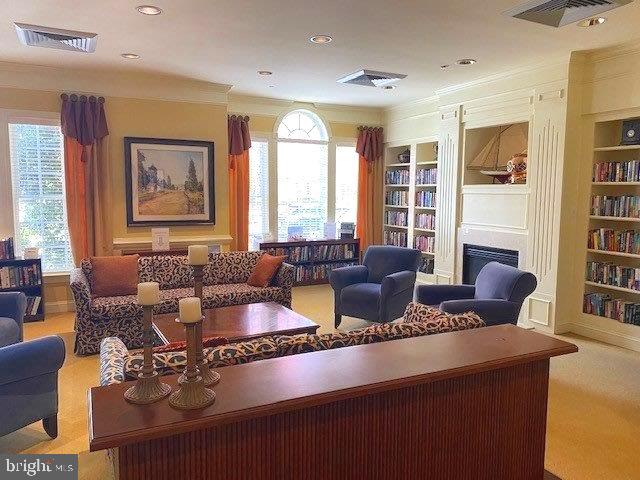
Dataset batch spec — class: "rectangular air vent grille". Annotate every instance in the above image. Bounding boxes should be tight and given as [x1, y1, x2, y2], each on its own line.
[505, 0, 633, 27]
[337, 69, 407, 88]
[14, 23, 97, 53]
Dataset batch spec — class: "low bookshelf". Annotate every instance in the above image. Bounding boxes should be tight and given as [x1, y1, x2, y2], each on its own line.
[0, 257, 45, 322]
[259, 239, 360, 287]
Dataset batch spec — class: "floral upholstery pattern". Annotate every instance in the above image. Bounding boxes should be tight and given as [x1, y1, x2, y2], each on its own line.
[403, 302, 484, 331]
[71, 252, 294, 356]
[99, 311, 487, 386]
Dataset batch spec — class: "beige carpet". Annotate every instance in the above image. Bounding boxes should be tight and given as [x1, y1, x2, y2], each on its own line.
[1, 284, 638, 480]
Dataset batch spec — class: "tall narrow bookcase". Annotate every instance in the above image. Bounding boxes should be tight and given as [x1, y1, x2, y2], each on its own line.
[0, 258, 45, 322]
[383, 141, 439, 283]
[582, 118, 640, 328]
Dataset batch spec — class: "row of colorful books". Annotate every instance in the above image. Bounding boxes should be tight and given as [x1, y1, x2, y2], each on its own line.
[385, 211, 408, 227]
[586, 261, 640, 291]
[416, 191, 436, 208]
[0, 238, 15, 260]
[293, 262, 358, 283]
[0, 264, 42, 289]
[385, 190, 408, 206]
[593, 161, 640, 183]
[385, 169, 410, 185]
[415, 213, 436, 230]
[416, 168, 437, 185]
[587, 228, 640, 254]
[591, 195, 640, 218]
[583, 292, 640, 325]
[415, 235, 435, 253]
[384, 231, 407, 247]
[25, 296, 42, 316]
[262, 244, 357, 263]
[419, 256, 434, 274]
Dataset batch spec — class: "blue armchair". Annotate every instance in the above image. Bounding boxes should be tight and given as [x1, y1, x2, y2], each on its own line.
[416, 262, 537, 326]
[0, 292, 65, 439]
[330, 246, 421, 328]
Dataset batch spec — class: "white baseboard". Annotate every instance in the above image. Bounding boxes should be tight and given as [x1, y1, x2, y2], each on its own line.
[45, 300, 75, 314]
[565, 322, 640, 353]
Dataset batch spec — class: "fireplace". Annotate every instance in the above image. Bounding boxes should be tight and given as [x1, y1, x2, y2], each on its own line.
[462, 244, 519, 285]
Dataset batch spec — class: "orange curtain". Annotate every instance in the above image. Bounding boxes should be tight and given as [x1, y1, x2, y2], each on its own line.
[61, 94, 112, 264]
[355, 127, 384, 252]
[228, 115, 251, 251]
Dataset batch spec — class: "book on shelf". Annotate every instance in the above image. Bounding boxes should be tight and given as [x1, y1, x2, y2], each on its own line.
[586, 261, 640, 291]
[419, 256, 434, 275]
[26, 296, 41, 316]
[416, 168, 437, 184]
[293, 262, 357, 283]
[416, 190, 436, 208]
[385, 211, 408, 227]
[587, 228, 640, 254]
[591, 195, 640, 218]
[415, 213, 436, 230]
[385, 169, 410, 185]
[415, 235, 435, 253]
[262, 243, 357, 263]
[0, 263, 42, 289]
[385, 190, 408, 206]
[584, 292, 640, 325]
[384, 231, 407, 247]
[593, 161, 640, 183]
[0, 238, 15, 260]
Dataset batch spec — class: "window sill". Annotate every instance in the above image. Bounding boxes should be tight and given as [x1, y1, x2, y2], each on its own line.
[43, 271, 71, 283]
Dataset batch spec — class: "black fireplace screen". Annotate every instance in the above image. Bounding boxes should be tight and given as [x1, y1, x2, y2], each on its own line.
[462, 244, 519, 285]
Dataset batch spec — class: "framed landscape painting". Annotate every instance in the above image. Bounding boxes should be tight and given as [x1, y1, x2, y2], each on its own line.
[124, 137, 215, 226]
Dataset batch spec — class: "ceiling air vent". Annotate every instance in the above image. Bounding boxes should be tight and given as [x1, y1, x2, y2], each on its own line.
[337, 69, 407, 88]
[505, 0, 633, 27]
[14, 23, 98, 53]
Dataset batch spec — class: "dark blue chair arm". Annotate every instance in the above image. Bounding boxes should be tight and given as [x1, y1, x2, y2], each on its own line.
[0, 292, 27, 341]
[381, 271, 416, 298]
[439, 299, 520, 325]
[416, 284, 475, 305]
[329, 265, 369, 292]
[0, 336, 65, 386]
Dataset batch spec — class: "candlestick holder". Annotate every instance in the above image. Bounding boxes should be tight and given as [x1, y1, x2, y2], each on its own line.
[192, 264, 220, 387]
[168, 316, 216, 410]
[124, 305, 171, 404]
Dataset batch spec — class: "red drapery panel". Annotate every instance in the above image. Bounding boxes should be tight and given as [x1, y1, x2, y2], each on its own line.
[356, 126, 384, 252]
[228, 115, 251, 251]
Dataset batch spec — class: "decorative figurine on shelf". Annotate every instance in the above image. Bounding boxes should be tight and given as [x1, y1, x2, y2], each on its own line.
[168, 297, 216, 410]
[187, 245, 220, 387]
[124, 282, 171, 405]
[507, 152, 527, 184]
[398, 148, 410, 164]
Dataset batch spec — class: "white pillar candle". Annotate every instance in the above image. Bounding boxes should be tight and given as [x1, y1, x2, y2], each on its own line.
[137, 282, 160, 306]
[179, 297, 202, 323]
[188, 245, 209, 265]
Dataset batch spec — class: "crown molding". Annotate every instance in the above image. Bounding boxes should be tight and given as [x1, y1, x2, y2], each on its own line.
[228, 94, 384, 125]
[586, 38, 640, 63]
[0, 61, 231, 105]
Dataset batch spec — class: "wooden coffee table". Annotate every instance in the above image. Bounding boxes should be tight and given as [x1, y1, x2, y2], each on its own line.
[152, 302, 320, 344]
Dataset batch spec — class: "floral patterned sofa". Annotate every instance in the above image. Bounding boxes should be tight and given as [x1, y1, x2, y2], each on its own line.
[100, 303, 485, 386]
[71, 251, 294, 356]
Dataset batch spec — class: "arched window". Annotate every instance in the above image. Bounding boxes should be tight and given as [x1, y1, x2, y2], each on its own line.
[277, 110, 328, 141]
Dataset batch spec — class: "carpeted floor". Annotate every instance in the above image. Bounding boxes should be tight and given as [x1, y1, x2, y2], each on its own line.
[1, 284, 638, 480]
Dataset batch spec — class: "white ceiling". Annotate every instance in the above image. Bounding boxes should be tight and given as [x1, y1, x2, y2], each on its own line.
[2, 0, 640, 108]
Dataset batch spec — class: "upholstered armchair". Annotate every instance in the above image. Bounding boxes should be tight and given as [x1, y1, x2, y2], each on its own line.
[330, 246, 421, 328]
[0, 292, 65, 439]
[416, 262, 537, 326]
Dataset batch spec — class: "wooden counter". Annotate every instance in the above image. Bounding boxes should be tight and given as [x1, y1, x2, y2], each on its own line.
[89, 325, 577, 479]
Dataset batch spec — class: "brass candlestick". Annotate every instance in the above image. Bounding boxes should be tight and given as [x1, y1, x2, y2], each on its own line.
[168, 316, 216, 410]
[124, 305, 171, 404]
[192, 264, 220, 387]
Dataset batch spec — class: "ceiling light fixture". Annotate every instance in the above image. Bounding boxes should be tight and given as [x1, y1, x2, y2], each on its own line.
[310, 34, 333, 44]
[258, 70, 273, 76]
[121, 53, 141, 59]
[440, 64, 450, 70]
[268, 85, 276, 88]
[382, 85, 396, 90]
[456, 58, 477, 66]
[136, 5, 163, 15]
[578, 16, 606, 27]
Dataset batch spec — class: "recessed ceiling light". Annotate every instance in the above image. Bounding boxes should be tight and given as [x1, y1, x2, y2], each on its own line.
[456, 58, 477, 66]
[382, 85, 396, 90]
[121, 53, 140, 59]
[440, 64, 450, 70]
[310, 34, 333, 44]
[578, 17, 606, 27]
[268, 85, 276, 88]
[258, 70, 273, 76]
[136, 5, 162, 15]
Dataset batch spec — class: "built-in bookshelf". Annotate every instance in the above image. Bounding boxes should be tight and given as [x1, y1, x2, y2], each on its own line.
[582, 117, 640, 327]
[383, 141, 438, 283]
[259, 239, 359, 287]
[0, 257, 45, 322]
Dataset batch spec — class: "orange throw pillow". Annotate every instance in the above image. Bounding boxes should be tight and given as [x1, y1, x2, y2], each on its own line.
[90, 255, 140, 297]
[247, 253, 286, 287]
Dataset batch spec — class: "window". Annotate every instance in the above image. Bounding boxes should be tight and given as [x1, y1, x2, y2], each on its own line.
[335, 146, 359, 225]
[8, 121, 73, 272]
[277, 109, 328, 141]
[248, 140, 270, 250]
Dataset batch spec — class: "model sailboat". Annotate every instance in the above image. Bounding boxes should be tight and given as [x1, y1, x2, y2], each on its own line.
[468, 124, 528, 183]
